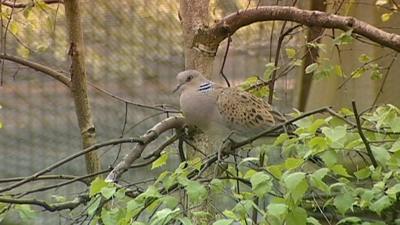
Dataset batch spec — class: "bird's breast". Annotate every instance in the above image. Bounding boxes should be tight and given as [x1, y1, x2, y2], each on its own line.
[180, 90, 222, 131]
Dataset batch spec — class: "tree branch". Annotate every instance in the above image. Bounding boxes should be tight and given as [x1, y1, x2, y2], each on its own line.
[0, 195, 88, 212]
[0, 137, 141, 193]
[195, 6, 400, 52]
[0, 54, 71, 87]
[351, 101, 378, 168]
[106, 116, 186, 182]
[0, 0, 63, 8]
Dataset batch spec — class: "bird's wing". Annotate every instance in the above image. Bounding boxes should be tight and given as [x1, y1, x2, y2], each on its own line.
[216, 88, 278, 131]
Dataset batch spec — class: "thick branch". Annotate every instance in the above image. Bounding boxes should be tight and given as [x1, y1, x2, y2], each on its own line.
[106, 116, 185, 182]
[196, 6, 400, 52]
[0, 0, 63, 8]
[0, 54, 71, 87]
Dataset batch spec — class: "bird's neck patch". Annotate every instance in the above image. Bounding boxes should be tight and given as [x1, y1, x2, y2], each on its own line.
[197, 82, 213, 93]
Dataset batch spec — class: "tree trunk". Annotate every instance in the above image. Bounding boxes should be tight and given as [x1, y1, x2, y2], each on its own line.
[297, 0, 327, 111]
[179, 1, 217, 224]
[179, 0, 214, 77]
[64, 0, 101, 175]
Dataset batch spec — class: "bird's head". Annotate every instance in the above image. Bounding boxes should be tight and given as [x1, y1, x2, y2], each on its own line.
[173, 70, 208, 93]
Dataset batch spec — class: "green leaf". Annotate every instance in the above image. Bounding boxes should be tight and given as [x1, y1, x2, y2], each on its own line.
[390, 117, 400, 132]
[386, 184, 400, 199]
[126, 199, 143, 218]
[87, 196, 101, 216]
[90, 177, 108, 197]
[321, 126, 346, 142]
[370, 195, 391, 214]
[16, 205, 36, 222]
[307, 217, 322, 225]
[286, 207, 307, 225]
[212, 219, 234, 225]
[309, 168, 330, 193]
[161, 195, 179, 209]
[389, 139, 400, 152]
[152, 152, 168, 169]
[371, 146, 391, 166]
[283, 172, 308, 202]
[210, 179, 224, 193]
[274, 133, 289, 145]
[358, 54, 370, 63]
[266, 164, 283, 179]
[337, 217, 361, 224]
[334, 192, 354, 214]
[331, 164, 351, 178]
[250, 172, 272, 197]
[188, 157, 202, 171]
[138, 185, 162, 200]
[308, 137, 328, 153]
[267, 203, 288, 218]
[178, 217, 193, 225]
[101, 186, 116, 199]
[320, 150, 337, 166]
[305, 63, 318, 74]
[264, 62, 278, 80]
[232, 200, 253, 219]
[184, 180, 207, 204]
[333, 30, 353, 45]
[284, 158, 304, 170]
[354, 167, 371, 180]
[307, 119, 326, 133]
[149, 208, 181, 225]
[339, 107, 354, 116]
[286, 48, 296, 59]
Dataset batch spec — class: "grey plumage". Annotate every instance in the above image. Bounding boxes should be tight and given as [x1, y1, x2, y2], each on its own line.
[175, 70, 286, 141]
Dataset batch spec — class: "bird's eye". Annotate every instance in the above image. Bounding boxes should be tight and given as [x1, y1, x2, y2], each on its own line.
[186, 75, 193, 82]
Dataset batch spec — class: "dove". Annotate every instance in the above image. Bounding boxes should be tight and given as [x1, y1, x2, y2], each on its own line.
[174, 70, 286, 142]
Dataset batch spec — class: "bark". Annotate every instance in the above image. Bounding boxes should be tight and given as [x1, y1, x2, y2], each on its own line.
[194, 6, 400, 53]
[298, 1, 327, 111]
[64, 0, 100, 175]
[179, 0, 214, 77]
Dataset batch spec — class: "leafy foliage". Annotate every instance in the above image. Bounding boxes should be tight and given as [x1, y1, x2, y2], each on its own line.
[65, 105, 400, 224]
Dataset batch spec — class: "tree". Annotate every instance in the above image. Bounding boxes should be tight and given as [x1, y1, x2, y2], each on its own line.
[1, 0, 400, 224]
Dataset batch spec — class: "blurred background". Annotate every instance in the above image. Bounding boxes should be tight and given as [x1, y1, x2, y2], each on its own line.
[0, 0, 399, 223]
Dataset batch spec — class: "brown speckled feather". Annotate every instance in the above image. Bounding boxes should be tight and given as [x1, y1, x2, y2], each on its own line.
[216, 88, 281, 133]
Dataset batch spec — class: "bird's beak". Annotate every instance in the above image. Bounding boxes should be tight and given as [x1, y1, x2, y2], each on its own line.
[172, 83, 183, 93]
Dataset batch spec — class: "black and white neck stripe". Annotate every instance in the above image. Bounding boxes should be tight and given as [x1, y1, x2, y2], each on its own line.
[197, 82, 213, 93]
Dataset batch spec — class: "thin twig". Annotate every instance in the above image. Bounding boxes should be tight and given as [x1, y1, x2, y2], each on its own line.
[268, 24, 302, 104]
[371, 53, 398, 107]
[0, 137, 141, 193]
[351, 101, 378, 168]
[219, 33, 231, 87]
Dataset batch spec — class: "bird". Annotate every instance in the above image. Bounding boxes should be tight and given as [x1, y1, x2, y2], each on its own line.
[174, 70, 287, 142]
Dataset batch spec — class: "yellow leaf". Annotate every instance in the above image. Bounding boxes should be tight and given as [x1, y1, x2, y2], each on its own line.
[381, 13, 393, 22]
[9, 22, 19, 35]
